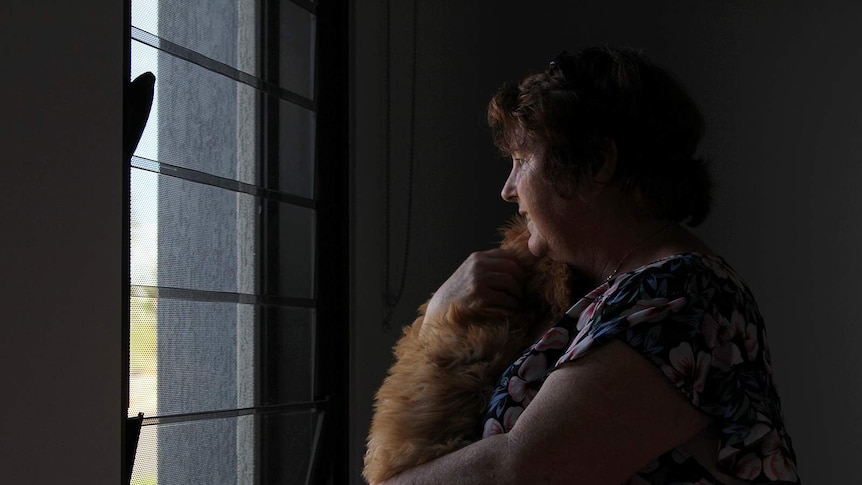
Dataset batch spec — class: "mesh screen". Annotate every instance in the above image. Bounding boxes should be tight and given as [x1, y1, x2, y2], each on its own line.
[279, 1, 316, 100]
[156, 173, 257, 294]
[130, 296, 159, 418]
[130, 298, 258, 418]
[133, 0, 258, 76]
[262, 307, 315, 405]
[133, 38, 316, 196]
[274, 202, 316, 299]
[158, 299, 255, 415]
[279, 99, 316, 198]
[131, 168, 159, 288]
[131, 412, 321, 485]
[137, 170, 315, 298]
[130, 41, 159, 162]
[130, 0, 321, 482]
[260, 411, 321, 484]
[132, 40, 259, 185]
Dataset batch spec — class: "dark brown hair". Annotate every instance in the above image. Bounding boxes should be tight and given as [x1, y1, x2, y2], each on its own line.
[488, 46, 711, 226]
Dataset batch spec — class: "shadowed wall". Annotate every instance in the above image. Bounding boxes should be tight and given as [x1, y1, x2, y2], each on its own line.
[353, 1, 862, 483]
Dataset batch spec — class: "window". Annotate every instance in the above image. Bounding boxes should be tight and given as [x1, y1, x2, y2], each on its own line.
[126, 1, 347, 483]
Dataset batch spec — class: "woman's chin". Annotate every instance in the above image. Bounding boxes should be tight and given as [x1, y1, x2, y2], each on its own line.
[527, 237, 547, 258]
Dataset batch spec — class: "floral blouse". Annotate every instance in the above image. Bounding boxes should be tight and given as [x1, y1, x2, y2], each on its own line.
[480, 253, 800, 484]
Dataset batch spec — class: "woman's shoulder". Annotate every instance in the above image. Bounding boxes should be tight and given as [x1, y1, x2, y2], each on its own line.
[563, 251, 764, 365]
[618, 251, 736, 281]
[557, 253, 801, 484]
[605, 252, 754, 307]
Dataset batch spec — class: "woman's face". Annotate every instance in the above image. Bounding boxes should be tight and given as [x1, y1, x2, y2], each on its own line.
[501, 149, 573, 259]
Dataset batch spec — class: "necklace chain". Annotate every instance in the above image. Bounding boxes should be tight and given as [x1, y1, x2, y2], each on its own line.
[604, 222, 673, 283]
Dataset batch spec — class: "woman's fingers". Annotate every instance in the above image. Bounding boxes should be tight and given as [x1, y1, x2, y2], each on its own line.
[475, 271, 523, 307]
[423, 248, 528, 328]
[456, 250, 524, 304]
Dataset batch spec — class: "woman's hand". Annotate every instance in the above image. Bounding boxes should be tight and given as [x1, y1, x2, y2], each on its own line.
[420, 248, 525, 337]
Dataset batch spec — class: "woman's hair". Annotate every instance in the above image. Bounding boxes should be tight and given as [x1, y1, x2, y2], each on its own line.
[488, 46, 711, 226]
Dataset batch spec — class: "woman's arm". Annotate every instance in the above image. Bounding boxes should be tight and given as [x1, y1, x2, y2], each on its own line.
[382, 340, 712, 485]
[364, 248, 531, 484]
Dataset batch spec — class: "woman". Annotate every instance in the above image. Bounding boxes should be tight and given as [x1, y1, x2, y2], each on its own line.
[386, 46, 800, 484]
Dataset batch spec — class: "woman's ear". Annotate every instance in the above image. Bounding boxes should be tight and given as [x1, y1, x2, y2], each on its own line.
[593, 139, 618, 184]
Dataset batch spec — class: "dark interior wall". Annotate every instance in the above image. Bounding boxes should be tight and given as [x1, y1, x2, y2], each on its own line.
[0, 2, 123, 484]
[353, 1, 862, 482]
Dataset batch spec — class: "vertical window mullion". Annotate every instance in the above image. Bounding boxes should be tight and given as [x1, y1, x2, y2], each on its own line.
[311, 1, 350, 482]
[259, 2, 283, 484]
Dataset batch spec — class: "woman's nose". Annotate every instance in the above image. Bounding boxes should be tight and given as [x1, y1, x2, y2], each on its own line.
[501, 170, 517, 202]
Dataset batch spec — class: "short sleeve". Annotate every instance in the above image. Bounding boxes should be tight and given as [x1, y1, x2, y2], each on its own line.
[554, 254, 800, 483]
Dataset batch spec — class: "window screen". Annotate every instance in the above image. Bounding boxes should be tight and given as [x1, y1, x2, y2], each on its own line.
[128, 1, 339, 483]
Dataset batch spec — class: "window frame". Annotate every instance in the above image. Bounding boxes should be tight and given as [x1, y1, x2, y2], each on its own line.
[123, 1, 349, 482]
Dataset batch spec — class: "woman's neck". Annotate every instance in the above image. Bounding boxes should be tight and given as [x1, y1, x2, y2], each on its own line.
[609, 222, 714, 280]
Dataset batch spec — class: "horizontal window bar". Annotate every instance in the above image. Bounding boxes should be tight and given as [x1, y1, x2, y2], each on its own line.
[131, 285, 316, 308]
[131, 27, 315, 111]
[132, 156, 316, 209]
[141, 398, 329, 426]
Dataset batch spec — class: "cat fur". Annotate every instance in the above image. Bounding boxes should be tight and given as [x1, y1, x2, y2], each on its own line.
[363, 216, 579, 484]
